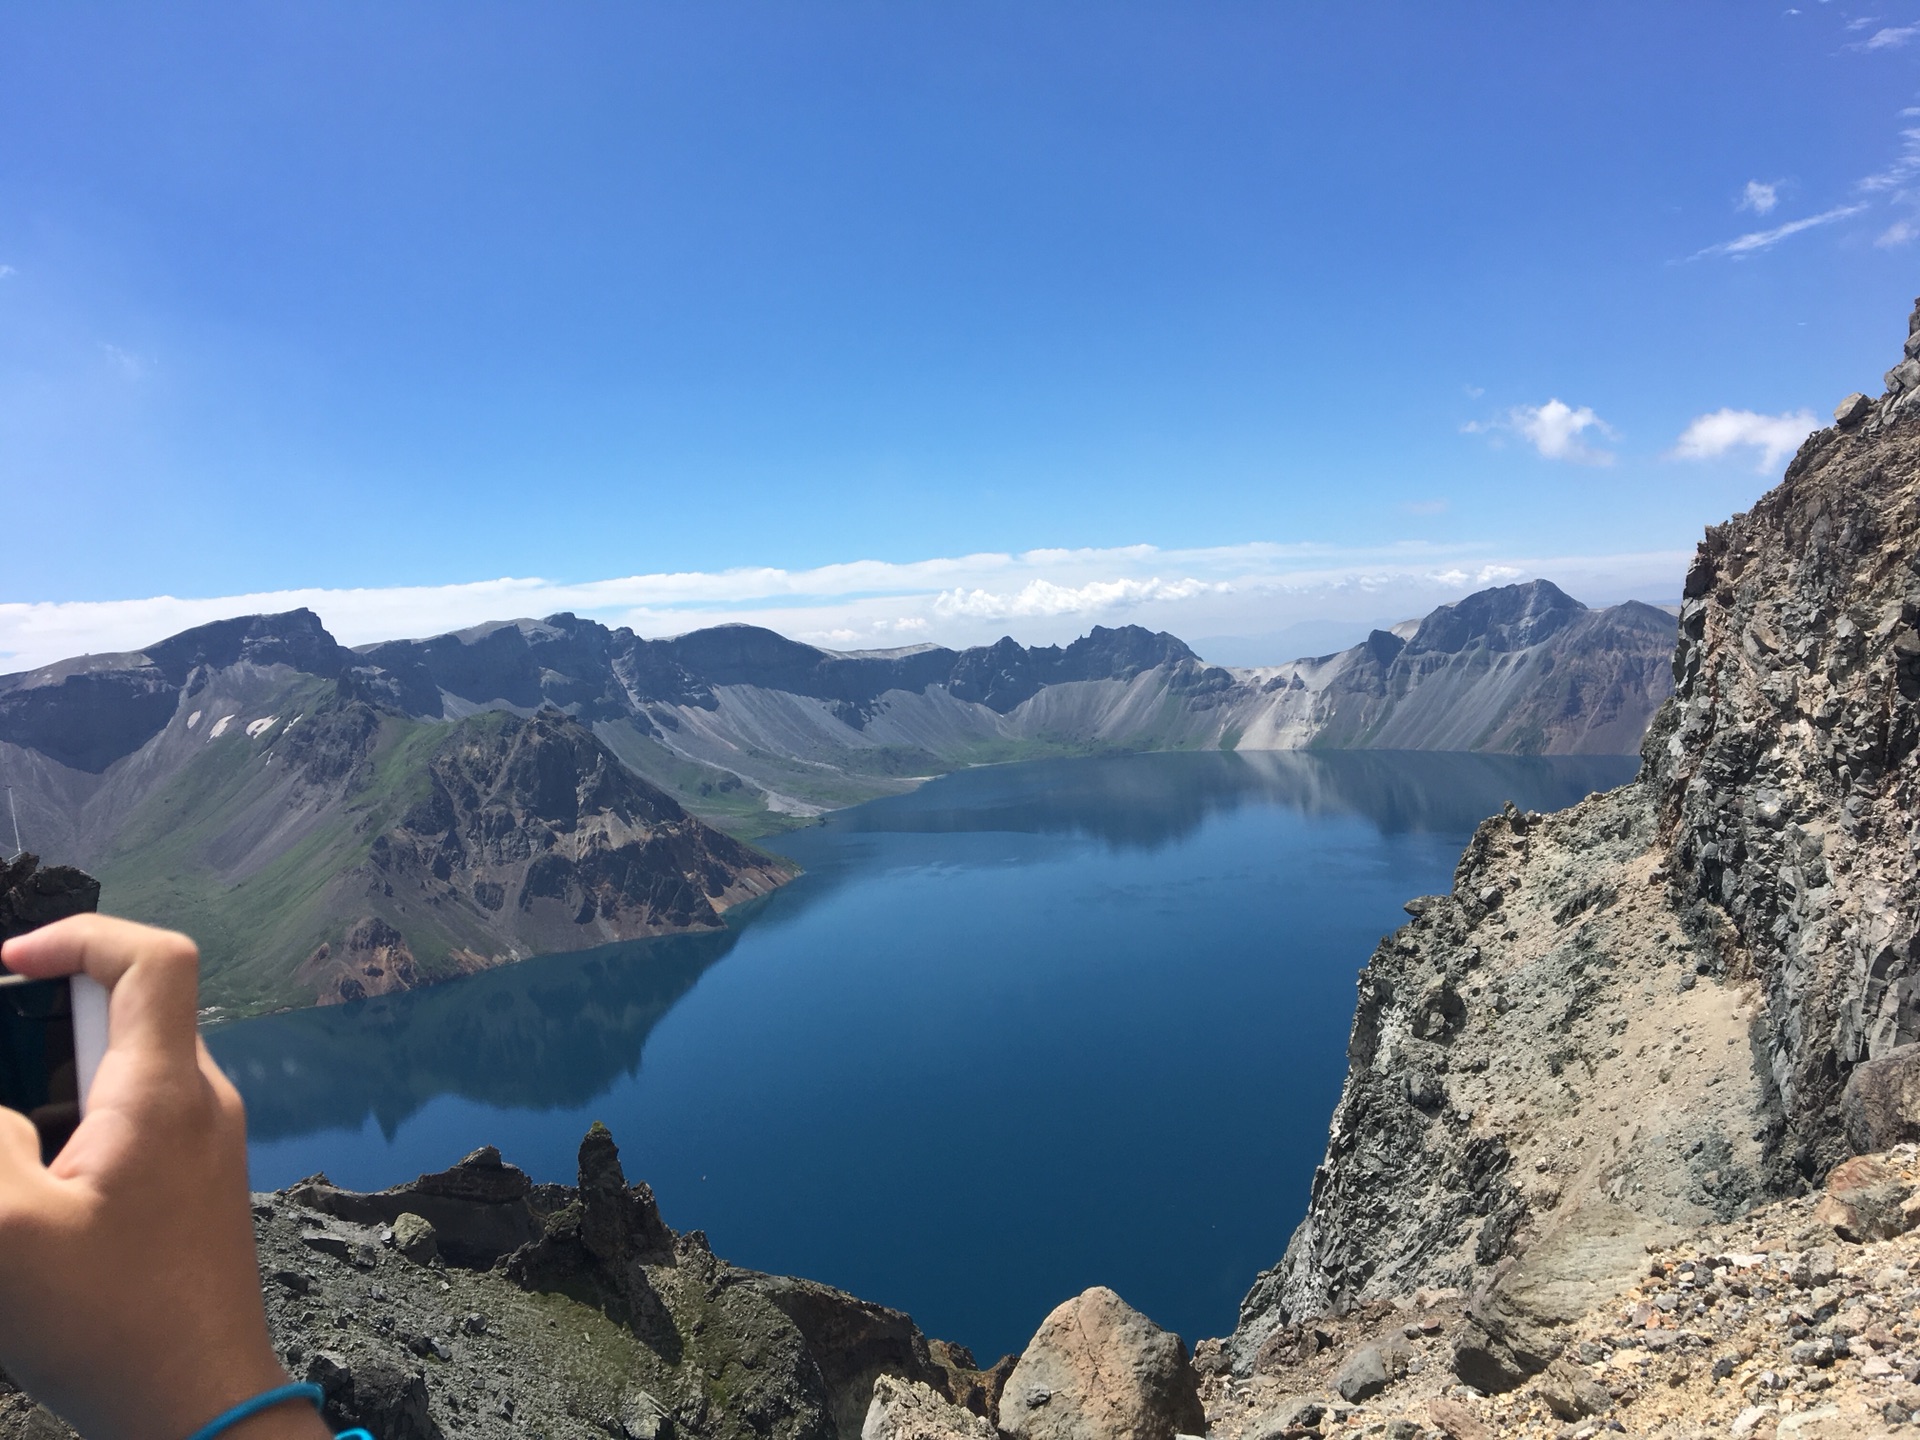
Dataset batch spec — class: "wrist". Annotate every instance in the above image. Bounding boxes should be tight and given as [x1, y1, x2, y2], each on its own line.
[186, 1382, 333, 1440]
[224, 1402, 332, 1440]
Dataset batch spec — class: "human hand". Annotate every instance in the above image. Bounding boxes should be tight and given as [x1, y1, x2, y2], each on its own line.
[0, 916, 328, 1440]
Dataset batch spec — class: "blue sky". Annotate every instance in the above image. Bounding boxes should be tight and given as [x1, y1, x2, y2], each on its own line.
[5, 2, 1920, 665]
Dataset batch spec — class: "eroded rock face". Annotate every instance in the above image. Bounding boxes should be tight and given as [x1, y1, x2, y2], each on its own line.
[1235, 300, 1920, 1376]
[998, 1286, 1206, 1440]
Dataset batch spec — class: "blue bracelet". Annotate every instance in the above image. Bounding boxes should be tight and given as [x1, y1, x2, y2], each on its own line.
[183, 1383, 323, 1440]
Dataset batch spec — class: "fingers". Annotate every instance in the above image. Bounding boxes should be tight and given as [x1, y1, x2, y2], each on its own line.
[196, 1039, 248, 1129]
[1, 916, 201, 1066]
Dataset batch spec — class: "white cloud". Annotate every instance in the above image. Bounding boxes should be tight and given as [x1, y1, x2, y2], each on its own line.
[1879, 217, 1920, 246]
[1859, 128, 1920, 192]
[1465, 399, 1616, 465]
[1431, 565, 1524, 588]
[1670, 408, 1819, 472]
[0, 541, 1694, 673]
[1688, 203, 1868, 259]
[0, 265, 15, 280]
[932, 576, 1229, 620]
[1739, 180, 1780, 215]
[1865, 23, 1920, 46]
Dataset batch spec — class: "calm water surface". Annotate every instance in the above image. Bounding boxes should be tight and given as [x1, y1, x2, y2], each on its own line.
[211, 749, 1636, 1359]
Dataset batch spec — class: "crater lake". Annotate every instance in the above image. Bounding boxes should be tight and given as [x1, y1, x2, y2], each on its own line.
[210, 749, 1637, 1361]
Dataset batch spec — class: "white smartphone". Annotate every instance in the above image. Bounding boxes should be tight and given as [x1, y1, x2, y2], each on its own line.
[0, 974, 109, 1161]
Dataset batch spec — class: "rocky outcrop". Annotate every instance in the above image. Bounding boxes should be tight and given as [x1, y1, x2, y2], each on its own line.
[287, 708, 793, 1006]
[1230, 299, 1920, 1403]
[1202, 1146, 1920, 1440]
[996, 1287, 1206, 1440]
[0, 853, 98, 944]
[860, 1378, 998, 1440]
[0, 1127, 967, 1440]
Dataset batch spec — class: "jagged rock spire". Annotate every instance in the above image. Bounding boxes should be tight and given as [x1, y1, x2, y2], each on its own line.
[1834, 295, 1920, 427]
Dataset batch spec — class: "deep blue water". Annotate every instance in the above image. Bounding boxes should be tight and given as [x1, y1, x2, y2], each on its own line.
[209, 749, 1636, 1361]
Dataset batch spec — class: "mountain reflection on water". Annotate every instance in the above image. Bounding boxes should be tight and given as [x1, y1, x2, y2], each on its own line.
[211, 748, 1637, 1357]
[818, 749, 1631, 850]
[215, 926, 742, 1142]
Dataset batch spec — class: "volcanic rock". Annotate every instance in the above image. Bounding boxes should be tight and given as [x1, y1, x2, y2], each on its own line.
[998, 1286, 1206, 1440]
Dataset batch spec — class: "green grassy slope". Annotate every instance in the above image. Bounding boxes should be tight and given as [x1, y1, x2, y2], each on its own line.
[95, 701, 476, 1013]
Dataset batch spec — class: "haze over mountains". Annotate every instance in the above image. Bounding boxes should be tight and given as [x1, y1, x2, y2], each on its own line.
[0, 579, 1673, 1013]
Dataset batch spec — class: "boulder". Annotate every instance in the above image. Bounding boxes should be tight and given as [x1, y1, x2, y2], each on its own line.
[861, 1377, 998, 1440]
[1811, 1154, 1914, 1243]
[997, 1287, 1206, 1440]
[1333, 1344, 1390, 1402]
[391, 1212, 437, 1265]
[1835, 391, 1874, 426]
[1841, 1044, 1920, 1153]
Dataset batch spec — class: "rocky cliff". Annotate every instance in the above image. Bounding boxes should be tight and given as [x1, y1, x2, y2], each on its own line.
[1227, 299, 1920, 1419]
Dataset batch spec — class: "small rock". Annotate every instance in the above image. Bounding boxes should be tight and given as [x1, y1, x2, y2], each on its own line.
[1533, 1359, 1612, 1421]
[1425, 1397, 1488, 1440]
[1247, 1395, 1325, 1440]
[271, 1269, 312, 1296]
[619, 1387, 675, 1440]
[1806, 1247, 1839, 1286]
[1730, 1404, 1774, 1438]
[1835, 392, 1874, 426]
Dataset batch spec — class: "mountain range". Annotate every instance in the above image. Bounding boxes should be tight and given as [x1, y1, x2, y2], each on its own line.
[0, 578, 1673, 1013]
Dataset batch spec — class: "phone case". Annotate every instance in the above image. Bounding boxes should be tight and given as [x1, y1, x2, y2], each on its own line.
[71, 975, 108, 1114]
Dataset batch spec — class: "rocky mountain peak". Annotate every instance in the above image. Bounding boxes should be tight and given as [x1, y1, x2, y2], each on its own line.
[1403, 579, 1584, 657]
[143, 608, 350, 685]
